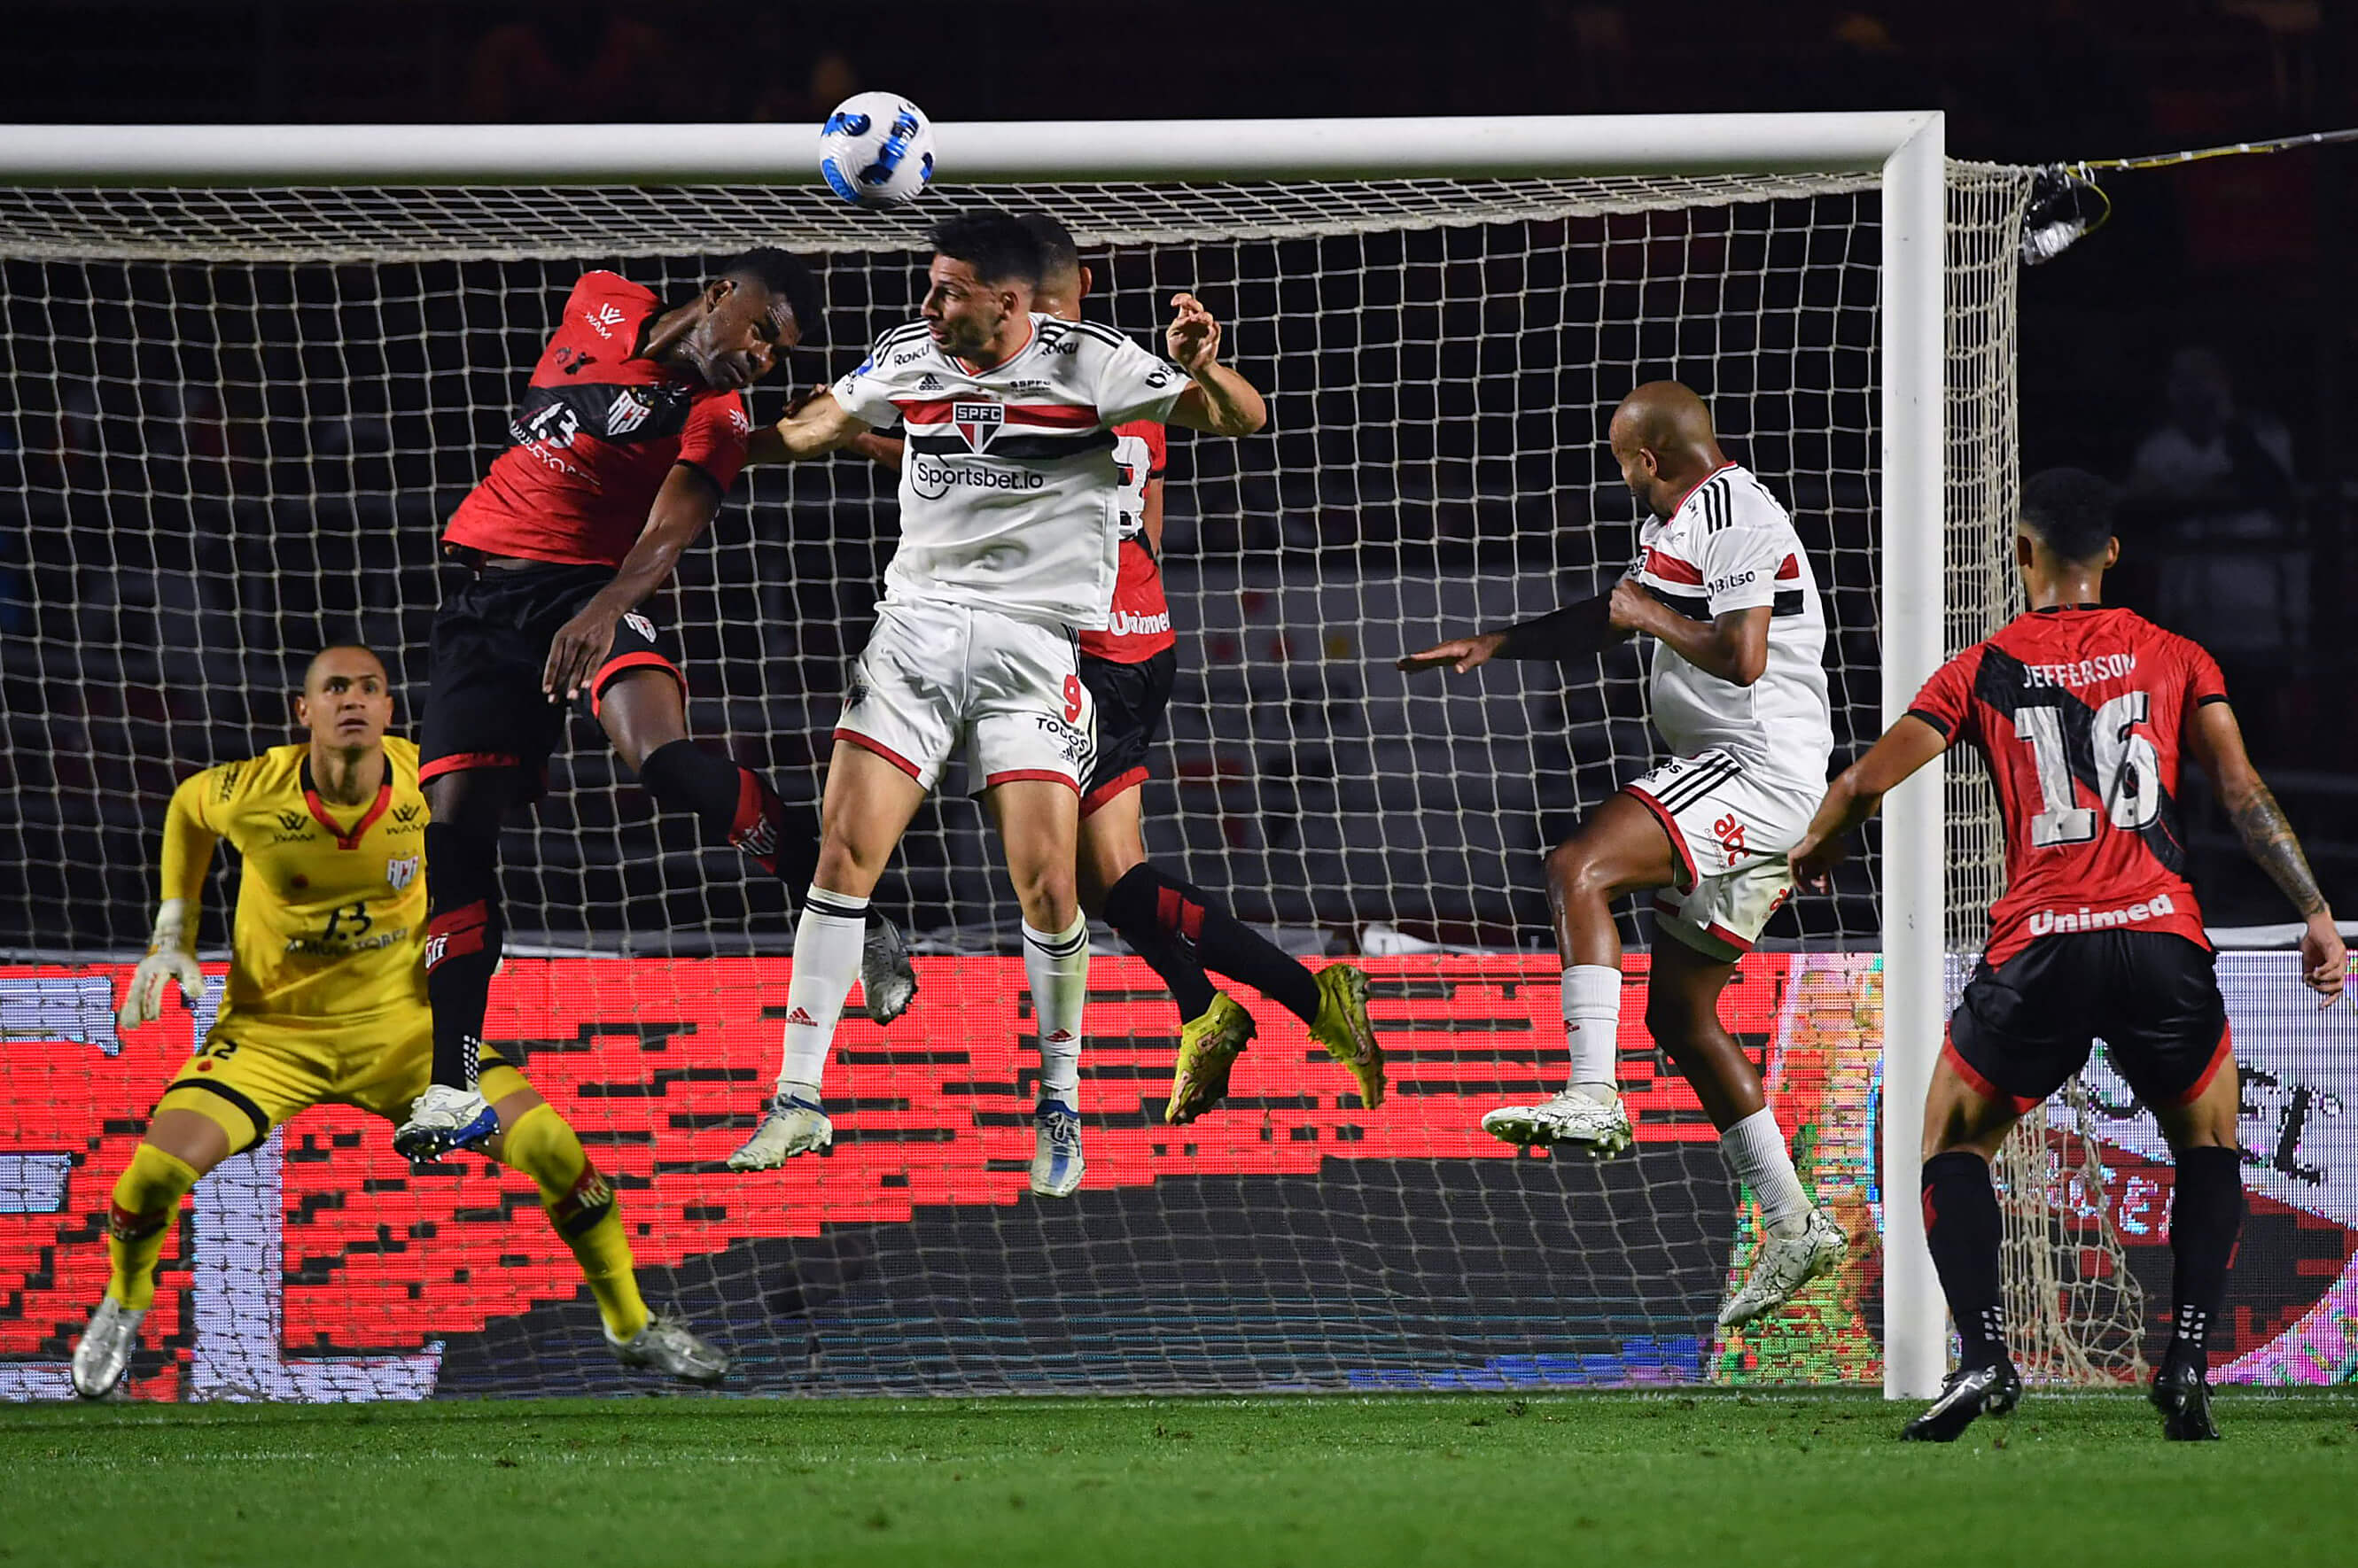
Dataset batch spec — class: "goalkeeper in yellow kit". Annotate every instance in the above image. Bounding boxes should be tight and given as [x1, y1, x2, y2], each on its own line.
[71, 645, 726, 1397]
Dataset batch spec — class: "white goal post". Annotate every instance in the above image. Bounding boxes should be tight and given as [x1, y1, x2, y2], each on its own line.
[0, 112, 1967, 1400]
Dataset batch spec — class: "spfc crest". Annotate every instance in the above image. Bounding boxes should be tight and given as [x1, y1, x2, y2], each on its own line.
[952, 400, 1003, 454]
[385, 854, 421, 893]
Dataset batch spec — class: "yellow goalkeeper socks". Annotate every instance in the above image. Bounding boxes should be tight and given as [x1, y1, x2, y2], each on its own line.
[105, 1143, 199, 1311]
[500, 1102, 650, 1343]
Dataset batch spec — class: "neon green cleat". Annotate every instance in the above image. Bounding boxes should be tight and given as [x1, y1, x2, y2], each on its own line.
[1309, 963, 1386, 1110]
[1165, 993, 1257, 1125]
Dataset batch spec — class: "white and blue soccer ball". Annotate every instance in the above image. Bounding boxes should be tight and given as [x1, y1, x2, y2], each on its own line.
[817, 91, 936, 210]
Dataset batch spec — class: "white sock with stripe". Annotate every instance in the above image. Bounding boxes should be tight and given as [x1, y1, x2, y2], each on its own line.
[776, 889, 868, 1096]
[1023, 914, 1090, 1103]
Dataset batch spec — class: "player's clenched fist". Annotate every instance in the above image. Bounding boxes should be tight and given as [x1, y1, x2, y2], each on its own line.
[118, 899, 204, 1031]
[1166, 292, 1223, 373]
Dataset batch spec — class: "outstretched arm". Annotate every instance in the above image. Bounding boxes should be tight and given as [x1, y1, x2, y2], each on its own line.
[1397, 590, 1623, 675]
[541, 462, 721, 702]
[120, 773, 218, 1030]
[2187, 698, 2346, 1005]
[1163, 293, 1267, 437]
[744, 390, 872, 465]
[1787, 716, 1950, 886]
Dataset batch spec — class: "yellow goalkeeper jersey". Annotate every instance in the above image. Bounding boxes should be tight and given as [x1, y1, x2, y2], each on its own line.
[162, 737, 430, 1032]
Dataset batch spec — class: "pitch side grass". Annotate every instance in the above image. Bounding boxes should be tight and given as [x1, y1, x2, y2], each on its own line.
[4, 1389, 2354, 1567]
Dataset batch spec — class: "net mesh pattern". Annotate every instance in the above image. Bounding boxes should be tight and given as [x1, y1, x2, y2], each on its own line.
[0, 165, 2067, 1398]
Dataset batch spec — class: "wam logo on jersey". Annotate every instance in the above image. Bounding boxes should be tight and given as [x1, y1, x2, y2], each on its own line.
[953, 400, 1004, 454]
[385, 854, 420, 893]
[580, 302, 627, 340]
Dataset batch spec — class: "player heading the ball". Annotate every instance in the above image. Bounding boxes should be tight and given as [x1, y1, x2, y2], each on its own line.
[393, 250, 918, 1160]
[728, 211, 1267, 1195]
[837, 210, 1386, 1127]
[78, 647, 727, 1399]
[1402, 381, 1848, 1328]
[1793, 468, 2347, 1442]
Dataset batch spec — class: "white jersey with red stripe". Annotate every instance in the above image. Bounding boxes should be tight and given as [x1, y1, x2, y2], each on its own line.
[1629, 462, 1833, 788]
[830, 314, 1192, 629]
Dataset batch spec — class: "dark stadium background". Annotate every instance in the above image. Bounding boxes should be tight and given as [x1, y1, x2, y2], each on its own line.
[6, 0, 2352, 940]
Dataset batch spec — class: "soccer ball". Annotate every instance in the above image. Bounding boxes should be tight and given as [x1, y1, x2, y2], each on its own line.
[817, 92, 937, 211]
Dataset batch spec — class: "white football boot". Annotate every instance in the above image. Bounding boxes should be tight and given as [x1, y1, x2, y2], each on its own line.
[392, 1083, 500, 1160]
[727, 1090, 834, 1170]
[609, 1313, 729, 1386]
[1031, 1098, 1085, 1197]
[1480, 1089, 1632, 1156]
[71, 1297, 144, 1399]
[1719, 1207, 1850, 1326]
[861, 917, 919, 1027]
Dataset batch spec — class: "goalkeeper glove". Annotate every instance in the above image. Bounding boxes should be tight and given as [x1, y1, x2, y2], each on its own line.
[118, 898, 204, 1031]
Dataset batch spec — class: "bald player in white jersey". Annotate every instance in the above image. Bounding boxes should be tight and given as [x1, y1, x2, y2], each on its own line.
[729, 211, 1266, 1197]
[1403, 381, 1849, 1328]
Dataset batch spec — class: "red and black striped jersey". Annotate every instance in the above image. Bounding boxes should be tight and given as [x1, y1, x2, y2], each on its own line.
[443, 272, 753, 569]
[1908, 605, 2228, 964]
[1077, 421, 1173, 662]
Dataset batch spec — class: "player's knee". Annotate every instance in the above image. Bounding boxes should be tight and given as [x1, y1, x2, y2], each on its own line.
[109, 1142, 202, 1242]
[1013, 866, 1079, 933]
[1546, 838, 1615, 902]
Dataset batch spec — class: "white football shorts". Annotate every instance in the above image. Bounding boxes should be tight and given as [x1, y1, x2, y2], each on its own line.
[1623, 749, 1818, 959]
[832, 598, 1096, 794]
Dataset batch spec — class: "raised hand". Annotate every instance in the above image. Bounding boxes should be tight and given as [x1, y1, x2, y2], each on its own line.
[1166, 292, 1223, 375]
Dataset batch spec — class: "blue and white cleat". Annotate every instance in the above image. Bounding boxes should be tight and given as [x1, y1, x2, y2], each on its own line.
[393, 1083, 500, 1160]
[728, 1090, 834, 1170]
[1031, 1097, 1085, 1197]
[71, 1297, 144, 1399]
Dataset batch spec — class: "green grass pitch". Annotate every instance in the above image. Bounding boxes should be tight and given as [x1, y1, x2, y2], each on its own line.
[5, 1390, 2356, 1567]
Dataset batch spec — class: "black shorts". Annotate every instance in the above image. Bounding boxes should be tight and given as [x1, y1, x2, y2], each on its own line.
[418, 561, 682, 800]
[1945, 930, 2232, 1112]
[1077, 646, 1177, 817]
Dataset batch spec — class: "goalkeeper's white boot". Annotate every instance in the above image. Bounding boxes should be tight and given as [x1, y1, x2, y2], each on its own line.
[861, 916, 919, 1028]
[609, 1312, 728, 1386]
[1480, 1088, 1632, 1156]
[728, 1089, 833, 1170]
[1718, 1207, 1850, 1326]
[392, 1083, 500, 1160]
[1031, 1097, 1085, 1198]
[71, 1297, 144, 1399]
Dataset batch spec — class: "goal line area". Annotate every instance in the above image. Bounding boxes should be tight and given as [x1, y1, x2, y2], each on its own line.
[1, 949, 2348, 1399]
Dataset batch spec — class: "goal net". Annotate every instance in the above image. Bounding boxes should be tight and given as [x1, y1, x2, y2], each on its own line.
[0, 138, 2075, 1400]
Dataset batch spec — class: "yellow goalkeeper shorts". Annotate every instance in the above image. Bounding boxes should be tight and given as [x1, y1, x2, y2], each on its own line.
[152, 1011, 523, 1154]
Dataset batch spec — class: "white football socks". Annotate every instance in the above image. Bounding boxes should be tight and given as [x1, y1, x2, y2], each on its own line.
[775, 889, 869, 1096]
[1560, 964, 1623, 1103]
[1721, 1106, 1812, 1236]
[1023, 914, 1089, 1103]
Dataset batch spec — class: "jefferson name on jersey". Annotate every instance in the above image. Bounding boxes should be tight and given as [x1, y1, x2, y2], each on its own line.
[831, 314, 1192, 628]
[1907, 605, 2224, 965]
[1630, 462, 1833, 785]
